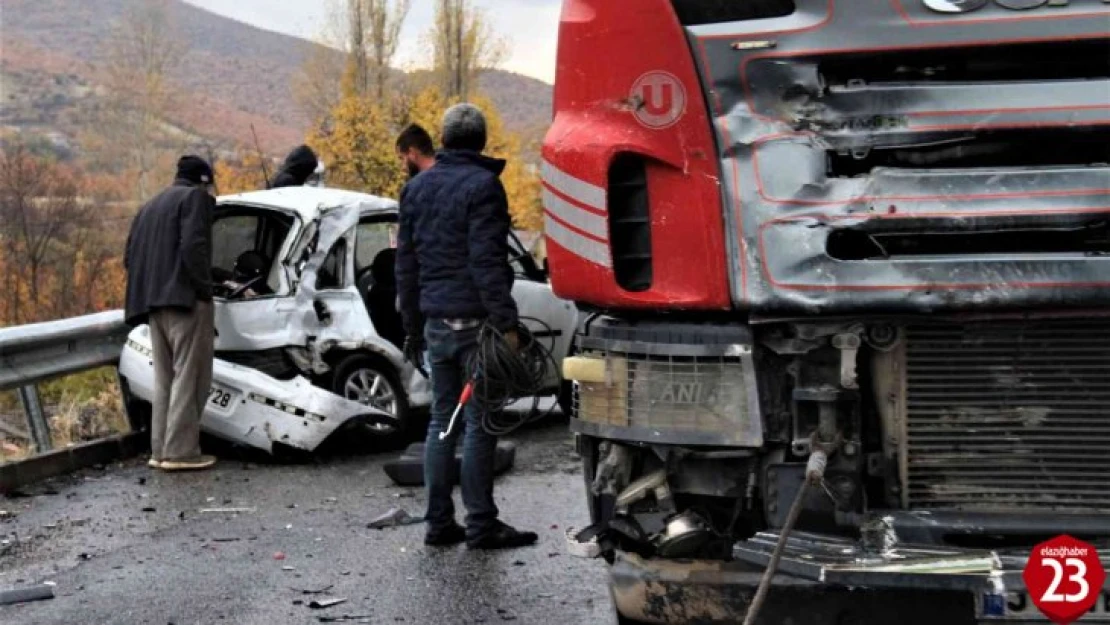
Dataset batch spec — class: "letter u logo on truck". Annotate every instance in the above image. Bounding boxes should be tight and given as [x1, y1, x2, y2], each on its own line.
[631, 71, 687, 129]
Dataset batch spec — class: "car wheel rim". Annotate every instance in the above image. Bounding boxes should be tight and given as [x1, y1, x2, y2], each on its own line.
[343, 369, 399, 433]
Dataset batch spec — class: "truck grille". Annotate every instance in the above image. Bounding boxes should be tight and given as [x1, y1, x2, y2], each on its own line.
[571, 323, 763, 447]
[905, 319, 1110, 512]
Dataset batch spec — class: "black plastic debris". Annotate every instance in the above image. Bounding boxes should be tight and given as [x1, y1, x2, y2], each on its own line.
[367, 508, 423, 530]
[383, 441, 516, 486]
[0, 584, 55, 606]
[309, 597, 348, 609]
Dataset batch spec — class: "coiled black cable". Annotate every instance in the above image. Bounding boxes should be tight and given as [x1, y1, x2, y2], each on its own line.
[466, 317, 561, 436]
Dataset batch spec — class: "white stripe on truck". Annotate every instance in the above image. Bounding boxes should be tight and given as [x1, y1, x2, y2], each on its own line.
[545, 215, 612, 268]
[542, 188, 609, 240]
[541, 160, 606, 210]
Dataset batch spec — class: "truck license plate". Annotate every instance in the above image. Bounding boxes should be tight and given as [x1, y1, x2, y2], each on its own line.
[980, 591, 1110, 620]
[207, 385, 239, 414]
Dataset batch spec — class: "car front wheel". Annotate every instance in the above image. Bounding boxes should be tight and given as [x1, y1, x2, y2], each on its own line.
[333, 354, 410, 439]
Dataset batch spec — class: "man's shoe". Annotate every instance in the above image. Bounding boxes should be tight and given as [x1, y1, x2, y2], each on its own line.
[467, 521, 538, 550]
[425, 523, 466, 547]
[147, 458, 163, 469]
[160, 455, 217, 471]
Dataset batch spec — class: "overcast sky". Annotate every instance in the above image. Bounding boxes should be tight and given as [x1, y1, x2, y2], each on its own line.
[182, 0, 562, 83]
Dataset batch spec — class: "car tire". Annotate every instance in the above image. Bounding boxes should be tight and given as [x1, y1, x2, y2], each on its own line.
[332, 354, 410, 442]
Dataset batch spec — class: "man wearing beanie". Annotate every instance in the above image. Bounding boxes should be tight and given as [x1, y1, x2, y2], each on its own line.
[269, 145, 320, 189]
[124, 155, 218, 472]
[396, 104, 538, 550]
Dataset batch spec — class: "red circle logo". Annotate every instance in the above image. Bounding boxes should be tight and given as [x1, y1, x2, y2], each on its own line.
[630, 71, 687, 129]
[1023, 535, 1106, 624]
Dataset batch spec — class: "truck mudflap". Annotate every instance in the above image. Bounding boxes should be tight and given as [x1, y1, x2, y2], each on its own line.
[603, 532, 1110, 624]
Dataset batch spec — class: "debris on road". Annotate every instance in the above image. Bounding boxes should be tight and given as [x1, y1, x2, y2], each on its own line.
[199, 507, 255, 514]
[0, 583, 55, 606]
[282, 566, 296, 571]
[308, 597, 349, 609]
[367, 507, 422, 530]
[141, 507, 156, 513]
[273, 551, 286, 560]
[293, 584, 334, 595]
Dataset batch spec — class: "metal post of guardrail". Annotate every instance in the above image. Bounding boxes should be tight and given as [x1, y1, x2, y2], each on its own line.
[17, 384, 51, 452]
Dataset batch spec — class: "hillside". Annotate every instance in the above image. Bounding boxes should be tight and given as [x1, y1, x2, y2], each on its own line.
[0, 0, 553, 155]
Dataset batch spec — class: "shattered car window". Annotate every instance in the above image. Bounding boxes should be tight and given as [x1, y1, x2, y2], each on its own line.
[212, 215, 259, 272]
[355, 222, 396, 275]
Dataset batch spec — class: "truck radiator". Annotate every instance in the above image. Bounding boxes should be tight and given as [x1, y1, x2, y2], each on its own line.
[904, 318, 1110, 512]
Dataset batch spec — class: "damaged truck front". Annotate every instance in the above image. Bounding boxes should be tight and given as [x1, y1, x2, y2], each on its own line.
[543, 1, 1110, 622]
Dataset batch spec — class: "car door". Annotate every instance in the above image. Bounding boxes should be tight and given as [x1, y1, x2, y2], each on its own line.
[211, 206, 304, 352]
[508, 231, 578, 390]
[212, 201, 371, 354]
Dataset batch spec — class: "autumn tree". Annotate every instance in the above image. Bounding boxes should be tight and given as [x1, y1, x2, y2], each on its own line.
[0, 145, 130, 324]
[308, 96, 405, 198]
[98, 0, 184, 201]
[213, 151, 272, 196]
[428, 0, 507, 100]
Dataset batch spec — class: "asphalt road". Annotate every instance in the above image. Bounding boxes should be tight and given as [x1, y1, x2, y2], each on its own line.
[0, 417, 615, 625]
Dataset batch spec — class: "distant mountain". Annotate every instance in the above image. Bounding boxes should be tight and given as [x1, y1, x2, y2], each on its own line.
[0, 0, 553, 154]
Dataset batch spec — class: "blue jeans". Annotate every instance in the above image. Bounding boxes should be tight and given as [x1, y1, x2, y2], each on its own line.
[423, 319, 499, 538]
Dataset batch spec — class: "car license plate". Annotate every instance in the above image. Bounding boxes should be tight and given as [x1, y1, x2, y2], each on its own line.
[207, 385, 239, 414]
[979, 590, 1110, 620]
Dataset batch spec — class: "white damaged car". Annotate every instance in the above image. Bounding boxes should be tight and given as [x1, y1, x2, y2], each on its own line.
[118, 186, 578, 454]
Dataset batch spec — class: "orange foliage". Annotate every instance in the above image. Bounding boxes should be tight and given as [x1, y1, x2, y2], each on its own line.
[214, 151, 271, 196]
[0, 146, 130, 325]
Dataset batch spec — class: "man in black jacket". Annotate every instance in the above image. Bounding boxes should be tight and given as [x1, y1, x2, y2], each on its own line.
[396, 104, 537, 550]
[269, 145, 319, 189]
[125, 156, 218, 472]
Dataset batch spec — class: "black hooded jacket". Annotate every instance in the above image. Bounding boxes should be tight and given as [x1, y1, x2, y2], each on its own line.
[269, 145, 319, 189]
[395, 150, 518, 335]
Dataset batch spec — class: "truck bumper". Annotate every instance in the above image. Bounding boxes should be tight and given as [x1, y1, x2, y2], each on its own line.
[609, 550, 978, 625]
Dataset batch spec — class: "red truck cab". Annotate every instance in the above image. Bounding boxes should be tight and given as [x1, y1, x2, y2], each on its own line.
[543, 1, 1110, 623]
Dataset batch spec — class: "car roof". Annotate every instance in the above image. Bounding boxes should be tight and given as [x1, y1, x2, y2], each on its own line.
[218, 186, 398, 222]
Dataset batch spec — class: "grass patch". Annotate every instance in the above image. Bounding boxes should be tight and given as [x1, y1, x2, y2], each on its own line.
[0, 368, 129, 463]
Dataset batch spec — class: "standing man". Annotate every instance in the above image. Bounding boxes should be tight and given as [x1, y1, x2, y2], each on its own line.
[395, 123, 437, 179]
[124, 155, 218, 472]
[396, 104, 537, 550]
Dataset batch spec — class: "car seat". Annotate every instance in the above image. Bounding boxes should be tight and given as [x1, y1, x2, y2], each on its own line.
[364, 248, 405, 349]
[233, 251, 273, 296]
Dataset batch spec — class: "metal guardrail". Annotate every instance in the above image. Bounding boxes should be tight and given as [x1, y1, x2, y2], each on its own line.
[0, 310, 130, 454]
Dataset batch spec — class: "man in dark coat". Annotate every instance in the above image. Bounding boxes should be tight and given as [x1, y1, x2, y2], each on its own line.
[396, 104, 537, 551]
[269, 145, 319, 189]
[124, 155, 218, 472]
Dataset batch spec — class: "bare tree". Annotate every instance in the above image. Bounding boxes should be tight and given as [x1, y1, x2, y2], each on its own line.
[295, 0, 410, 124]
[0, 145, 91, 323]
[429, 0, 507, 100]
[342, 0, 412, 98]
[100, 0, 183, 201]
[366, 0, 411, 99]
